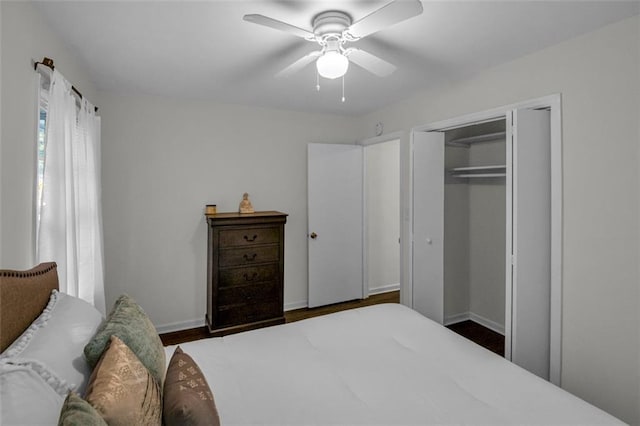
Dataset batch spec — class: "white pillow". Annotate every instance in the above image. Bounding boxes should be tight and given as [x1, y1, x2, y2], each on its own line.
[1, 290, 104, 395]
[0, 361, 64, 426]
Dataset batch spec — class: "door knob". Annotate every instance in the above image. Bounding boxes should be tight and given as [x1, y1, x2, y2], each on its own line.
[310, 232, 317, 239]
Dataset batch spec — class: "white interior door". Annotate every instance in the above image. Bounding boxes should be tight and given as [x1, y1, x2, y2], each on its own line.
[308, 143, 363, 308]
[510, 109, 551, 380]
[412, 131, 445, 323]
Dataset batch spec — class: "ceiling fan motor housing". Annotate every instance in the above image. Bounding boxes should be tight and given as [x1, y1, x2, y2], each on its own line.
[312, 11, 352, 41]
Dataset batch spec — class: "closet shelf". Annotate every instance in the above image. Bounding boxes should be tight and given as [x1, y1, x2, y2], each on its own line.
[448, 164, 506, 179]
[446, 131, 506, 148]
[450, 165, 506, 172]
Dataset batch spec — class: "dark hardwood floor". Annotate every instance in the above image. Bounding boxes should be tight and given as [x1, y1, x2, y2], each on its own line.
[285, 290, 399, 323]
[160, 290, 400, 346]
[161, 291, 504, 357]
[446, 320, 505, 356]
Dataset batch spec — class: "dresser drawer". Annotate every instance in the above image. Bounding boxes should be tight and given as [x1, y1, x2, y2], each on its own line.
[219, 245, 279, 267]
[216, 300, 282, 327]
[219, 264, 279, 287]
[219, 227, 280, 247]
[217, 281, 280, 306]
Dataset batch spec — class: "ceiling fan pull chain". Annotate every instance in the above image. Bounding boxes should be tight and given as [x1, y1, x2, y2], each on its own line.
[316, 71, 321, 92]
[341, 75, 346, 103]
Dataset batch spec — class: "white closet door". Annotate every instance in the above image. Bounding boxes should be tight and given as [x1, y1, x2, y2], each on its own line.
[412, 131, 444, 323]
[510, 109, 551, 380]
[308, 143, 363, 308]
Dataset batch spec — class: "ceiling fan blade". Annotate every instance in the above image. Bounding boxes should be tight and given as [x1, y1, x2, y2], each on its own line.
[243, 14, 315, 40]
[346, 0, 423, 39]
[345, 48, 396, 77]
[276, 51, 322, 78]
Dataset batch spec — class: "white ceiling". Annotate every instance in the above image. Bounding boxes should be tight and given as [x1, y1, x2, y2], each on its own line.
[34, 1, 640, 116]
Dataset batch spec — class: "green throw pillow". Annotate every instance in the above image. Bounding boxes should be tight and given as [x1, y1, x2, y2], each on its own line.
[83, 294, 166, 386]
[58, 392, 107, 426]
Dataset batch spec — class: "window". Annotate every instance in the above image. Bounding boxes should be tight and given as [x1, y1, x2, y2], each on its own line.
[36, 109, 47, 216]
[34, 69, 105, 314]
[36, 92, 48, 238]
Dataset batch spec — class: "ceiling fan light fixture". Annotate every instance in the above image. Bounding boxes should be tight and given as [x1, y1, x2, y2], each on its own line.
[316, 51, 349, 79]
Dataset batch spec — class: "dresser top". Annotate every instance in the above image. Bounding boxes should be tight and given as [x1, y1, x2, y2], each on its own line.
[205, 210, 287, 219]
[205, 211, 288, 226]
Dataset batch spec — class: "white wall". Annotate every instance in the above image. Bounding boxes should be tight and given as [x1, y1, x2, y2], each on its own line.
[99, 91, 360, 331]
[0, 1, 98, 267]
[365, 139, 400, 294]
[360, 15, 640, 424]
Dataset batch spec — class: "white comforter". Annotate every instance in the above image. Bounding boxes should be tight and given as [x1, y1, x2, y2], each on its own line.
[167, 304, 620, 425]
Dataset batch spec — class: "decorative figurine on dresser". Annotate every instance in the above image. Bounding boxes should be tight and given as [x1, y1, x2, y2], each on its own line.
[238, 192, 255, 214]
[205, 209, 287, 336]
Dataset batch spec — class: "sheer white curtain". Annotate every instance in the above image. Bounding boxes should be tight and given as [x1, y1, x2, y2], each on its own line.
[36, 69, 106, 315]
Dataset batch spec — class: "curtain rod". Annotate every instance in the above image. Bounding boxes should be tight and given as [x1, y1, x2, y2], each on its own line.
[34, 57, 99, 113]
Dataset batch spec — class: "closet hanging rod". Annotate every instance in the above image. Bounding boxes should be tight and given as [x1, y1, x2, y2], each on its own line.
[33, 57, 98, 113]
[447, 131, 505, 147]
[451, 173, 506, 178]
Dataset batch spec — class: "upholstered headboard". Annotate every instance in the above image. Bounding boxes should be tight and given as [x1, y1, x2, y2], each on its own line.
[0, 262, 59, 352]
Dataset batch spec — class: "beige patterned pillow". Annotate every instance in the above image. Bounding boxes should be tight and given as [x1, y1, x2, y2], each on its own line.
[163, 346, 220, 426]
[85, 335, 161, 426]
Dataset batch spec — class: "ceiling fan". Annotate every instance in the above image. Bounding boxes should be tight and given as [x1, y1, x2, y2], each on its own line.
[243, 0, 423, 80]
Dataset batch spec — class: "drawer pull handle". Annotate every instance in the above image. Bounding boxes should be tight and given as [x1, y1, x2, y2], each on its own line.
[243, 272, 258, 281]
[244, 234, 258, 242]
[243, 253, 257, 261]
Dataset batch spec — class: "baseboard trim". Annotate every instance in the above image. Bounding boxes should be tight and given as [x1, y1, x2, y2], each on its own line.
[368, 283, 400, 296]
[444, 311, 505, 336]
[469, 312, 505, 335]
[156, 318, 205, 334]
[444, 312, 470, 326]
[284, 301, 308, 312]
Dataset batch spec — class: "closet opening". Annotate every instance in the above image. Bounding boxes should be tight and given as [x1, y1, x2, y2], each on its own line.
[411, 94, 561, 384]
[441, 119, 507, 356]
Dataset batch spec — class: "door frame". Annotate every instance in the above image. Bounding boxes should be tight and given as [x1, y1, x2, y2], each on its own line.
[358, 131, 405, 301]
[409, 94, 563, 386]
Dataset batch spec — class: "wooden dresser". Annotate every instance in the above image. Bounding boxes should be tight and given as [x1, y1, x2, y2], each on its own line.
[205, 211, 287, 336]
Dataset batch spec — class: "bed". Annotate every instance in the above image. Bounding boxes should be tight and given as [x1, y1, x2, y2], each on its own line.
[0, 263, 622, 425]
